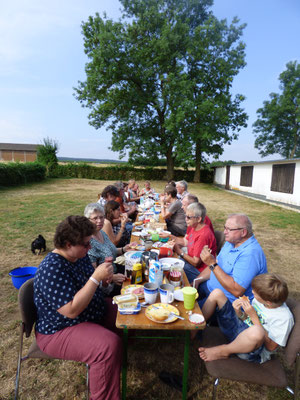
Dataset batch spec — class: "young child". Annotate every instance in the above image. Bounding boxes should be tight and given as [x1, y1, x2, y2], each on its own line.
[198, 273, 294, 363]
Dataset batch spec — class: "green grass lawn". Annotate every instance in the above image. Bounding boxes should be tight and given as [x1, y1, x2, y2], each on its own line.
[0, 178, 299, 399]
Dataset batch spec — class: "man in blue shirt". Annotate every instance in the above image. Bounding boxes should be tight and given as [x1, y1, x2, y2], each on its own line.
[194, 214, 267, 307]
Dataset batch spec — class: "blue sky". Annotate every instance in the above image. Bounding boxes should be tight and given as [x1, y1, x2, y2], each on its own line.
[0, 0, 299, 162]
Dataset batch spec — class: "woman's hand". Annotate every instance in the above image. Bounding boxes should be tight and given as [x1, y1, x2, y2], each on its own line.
[112, 273, 126, 286]
[120, 213, 128, 228]
[173, 243, 181, 255]
[124, 242, 138, 252]
[94, 261, 113, 283]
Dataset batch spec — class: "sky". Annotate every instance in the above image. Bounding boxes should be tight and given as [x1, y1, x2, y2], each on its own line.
[0, 0, 299, 162]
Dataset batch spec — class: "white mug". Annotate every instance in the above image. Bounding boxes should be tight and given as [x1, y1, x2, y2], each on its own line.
[159, 283, 174, 304]
[144, 282, 158, 304]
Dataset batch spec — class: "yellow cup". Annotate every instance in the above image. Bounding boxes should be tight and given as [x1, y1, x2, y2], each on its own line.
[182, 287, 198, 310]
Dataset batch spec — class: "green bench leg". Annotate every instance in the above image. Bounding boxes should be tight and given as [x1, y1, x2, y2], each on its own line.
[182, 331, 190, 400]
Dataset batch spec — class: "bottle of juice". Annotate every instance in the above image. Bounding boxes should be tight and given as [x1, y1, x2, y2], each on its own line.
[131, 263, 143, 284]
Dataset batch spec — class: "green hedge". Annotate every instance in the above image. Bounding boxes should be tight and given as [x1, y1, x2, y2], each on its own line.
[50, 162, 213, 183]
[0, 162, 46, 186]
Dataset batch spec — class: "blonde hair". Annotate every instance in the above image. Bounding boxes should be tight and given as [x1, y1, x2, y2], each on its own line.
[252, 273, 288, 305]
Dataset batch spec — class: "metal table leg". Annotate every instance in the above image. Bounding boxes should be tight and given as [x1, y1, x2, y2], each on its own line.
[122, 328, 128, 400]
[182, 330, 190, 400]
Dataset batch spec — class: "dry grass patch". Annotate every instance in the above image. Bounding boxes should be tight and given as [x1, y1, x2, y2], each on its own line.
[0, 179, 299, 399]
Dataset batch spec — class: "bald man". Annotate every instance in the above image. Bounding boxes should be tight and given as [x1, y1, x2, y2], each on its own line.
[194, 214, 267, 307]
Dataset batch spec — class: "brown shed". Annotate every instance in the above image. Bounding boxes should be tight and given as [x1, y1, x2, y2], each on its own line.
[0, 143, 38, 162]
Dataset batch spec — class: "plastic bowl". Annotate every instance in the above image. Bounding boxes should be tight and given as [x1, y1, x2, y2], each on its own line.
[9, 266, 38, 289]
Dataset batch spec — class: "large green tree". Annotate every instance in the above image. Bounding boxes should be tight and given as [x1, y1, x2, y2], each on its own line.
[253, 61, 300, 159]
[75, 0, 247, 180]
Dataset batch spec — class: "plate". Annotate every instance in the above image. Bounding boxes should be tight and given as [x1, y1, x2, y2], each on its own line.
[159, 258, 185, 270]
[174, 288, 184, 301]
[121, 285, 144, 299]
[132, 232, 143, 237]
[145, 303, 180, 324]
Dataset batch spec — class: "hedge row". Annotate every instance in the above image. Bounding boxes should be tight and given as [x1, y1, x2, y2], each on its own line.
[0, 162, 46, 187]
[50, 163, 214, 183]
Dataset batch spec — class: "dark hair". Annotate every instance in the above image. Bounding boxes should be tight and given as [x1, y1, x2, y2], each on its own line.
[54, 216, 96, 249]
[101, 185, 119, 199]
[165, 186, 177, 198]
[252, 273, 289, 305]
[167, 180, 176, 187]
[105, 200, 120, 222]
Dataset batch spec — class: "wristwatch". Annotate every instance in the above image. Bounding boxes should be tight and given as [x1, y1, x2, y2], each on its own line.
[209, 263, 218, 271]
[180, 252, 184, 258]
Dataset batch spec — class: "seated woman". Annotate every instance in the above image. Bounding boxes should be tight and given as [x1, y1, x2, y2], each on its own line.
[84, 203, 135, 295]
[173, 202, 217, 283]
[140, 180, 155, 197]
[160, 186, 187, 237]
[34, 215, 122, 400]
[102, 200, 131, 248]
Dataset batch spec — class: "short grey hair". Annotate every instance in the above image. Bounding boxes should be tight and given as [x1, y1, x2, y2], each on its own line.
[187, 202, 206, 220]
[114, 181, 124, 190]
[176, 180, 188, 190]
[228, 214, 253, 236]
[186, 194, 198, 204]
[84, 203, 104, 218]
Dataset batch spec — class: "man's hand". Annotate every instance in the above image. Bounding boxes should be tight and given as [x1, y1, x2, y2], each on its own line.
[200, 245, 216, 266]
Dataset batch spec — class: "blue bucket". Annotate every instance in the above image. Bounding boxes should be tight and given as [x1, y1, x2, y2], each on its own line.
[9, 266, 38, 289]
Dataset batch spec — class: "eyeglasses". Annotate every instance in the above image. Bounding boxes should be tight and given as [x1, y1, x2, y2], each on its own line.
[224, 226, 245, 232]
[80, 241, 91, 249]
[185, 215, 197, 220]
[90, 216, 104, 222]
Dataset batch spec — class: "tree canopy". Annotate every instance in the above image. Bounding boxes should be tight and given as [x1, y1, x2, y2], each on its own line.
[75, 0, 248, 180]
[253, 61, 300, 159]
[37, 137, 59, 167]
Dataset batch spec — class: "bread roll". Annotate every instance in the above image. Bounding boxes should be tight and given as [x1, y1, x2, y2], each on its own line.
[150, 308, 170, 321]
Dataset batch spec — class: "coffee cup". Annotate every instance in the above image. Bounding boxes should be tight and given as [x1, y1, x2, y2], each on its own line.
[182, 287, 198, 310]
[144, 240, 153, 250]
[159, 247, 173, 258]
[144, 282, 158, 304]
[159, 283, 174, 304]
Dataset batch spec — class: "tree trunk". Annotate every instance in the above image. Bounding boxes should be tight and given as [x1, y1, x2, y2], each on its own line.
[193, 139, 202, 182]
[289, 130, 299, 158]
[166, 146, 175, 180]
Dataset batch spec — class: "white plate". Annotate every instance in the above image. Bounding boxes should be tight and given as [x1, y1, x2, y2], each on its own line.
[174, 289, 184, 301]
[159, 257, 185, 270]
[132, 232, 143, 237]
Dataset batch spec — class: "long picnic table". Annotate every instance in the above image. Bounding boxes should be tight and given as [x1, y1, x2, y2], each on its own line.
[116, 216, 205, 399]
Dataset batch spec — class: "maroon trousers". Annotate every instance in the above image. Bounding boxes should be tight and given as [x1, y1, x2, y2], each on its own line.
[36, 300, 122, 400]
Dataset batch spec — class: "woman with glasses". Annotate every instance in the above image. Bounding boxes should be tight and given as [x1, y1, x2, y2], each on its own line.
[84, 203, 135, 295]
[34, 215, 122, 400]
[173, 202, 217, 283]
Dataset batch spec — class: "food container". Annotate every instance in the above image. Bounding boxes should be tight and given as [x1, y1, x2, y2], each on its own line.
[169, 270, 182, 287]
[125, 251, 143, 279]
[118, 302, 141, 315]
[113, 293, 138, 306]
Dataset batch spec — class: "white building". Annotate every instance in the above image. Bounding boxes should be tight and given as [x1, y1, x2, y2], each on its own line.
[214, 158, 300, 207]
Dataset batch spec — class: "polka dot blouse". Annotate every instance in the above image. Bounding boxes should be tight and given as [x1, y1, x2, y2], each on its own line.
[34, 252, 106, 335]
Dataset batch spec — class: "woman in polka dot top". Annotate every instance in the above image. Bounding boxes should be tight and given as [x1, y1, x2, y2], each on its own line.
[34, 215, 122, 400]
